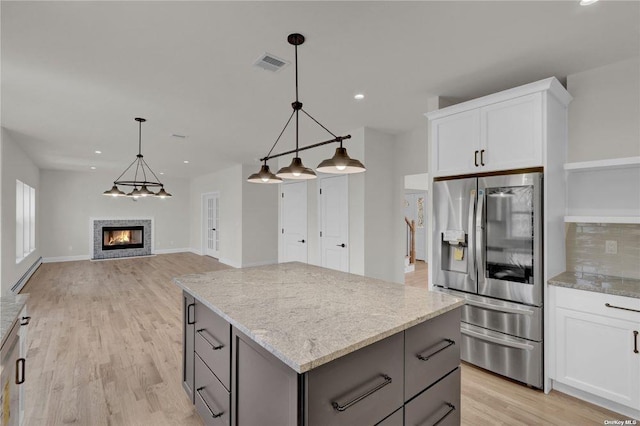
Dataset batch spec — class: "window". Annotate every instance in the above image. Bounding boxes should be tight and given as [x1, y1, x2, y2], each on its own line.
[16, 180, 36, 262]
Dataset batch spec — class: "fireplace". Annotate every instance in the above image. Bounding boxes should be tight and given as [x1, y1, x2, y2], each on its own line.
[92, 218, 152, 260]
[102, 226, 144, 251]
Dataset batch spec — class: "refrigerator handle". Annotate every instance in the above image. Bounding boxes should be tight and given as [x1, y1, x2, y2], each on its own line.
[468, 189, 477, 281]
[475, 189, 485, 281]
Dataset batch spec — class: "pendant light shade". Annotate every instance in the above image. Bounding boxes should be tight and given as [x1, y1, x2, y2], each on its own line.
[317, 147, 366, 174]
[103, 184, 126, 197]
[156, 187, 172, 198]
[276, 157, 317, 180]
[248, 33, 364, 184]
[247, 164, 283, 184]
[103, 118, 172, 198]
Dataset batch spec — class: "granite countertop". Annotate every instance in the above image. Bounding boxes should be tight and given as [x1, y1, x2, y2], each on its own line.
[174, 262, 463, 374]
[0, 293, 29, 348]
[549, 271, 640, 299]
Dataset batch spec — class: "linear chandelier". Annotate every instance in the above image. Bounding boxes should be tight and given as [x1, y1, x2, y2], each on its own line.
[103, 117, 172, 199]
[247, 33, 366, 184]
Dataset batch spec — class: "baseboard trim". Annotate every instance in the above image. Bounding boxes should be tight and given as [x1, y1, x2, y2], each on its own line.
[552, 380, 640, 419]
[188, 248, 203, 256]
[241, 260, 277, 268]
[12, 256, 43, 293]
[43, 255, 91, 263]
[154, 248, 191, 254]
[218, 257, 242, 269]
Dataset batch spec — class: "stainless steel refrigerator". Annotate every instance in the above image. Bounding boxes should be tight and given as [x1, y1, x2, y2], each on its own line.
[433, 171, 543, 388]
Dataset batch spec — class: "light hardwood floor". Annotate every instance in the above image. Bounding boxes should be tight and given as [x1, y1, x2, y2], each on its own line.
[20, 253, 624, 425]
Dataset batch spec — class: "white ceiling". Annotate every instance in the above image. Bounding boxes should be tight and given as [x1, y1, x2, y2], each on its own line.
[2, 1, 638, 179]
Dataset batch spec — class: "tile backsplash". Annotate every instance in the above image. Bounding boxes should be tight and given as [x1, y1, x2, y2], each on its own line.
[566, 223, 640, 279]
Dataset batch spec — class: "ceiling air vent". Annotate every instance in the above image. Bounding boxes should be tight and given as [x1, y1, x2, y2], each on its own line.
[254, 53, 289, 72]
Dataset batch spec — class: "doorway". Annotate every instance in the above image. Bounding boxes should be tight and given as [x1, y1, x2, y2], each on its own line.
[280, 181, 308, 263]
[202, 192, 220, 258]
[404, 173, 429, 288]
[319, 175, 349, 272]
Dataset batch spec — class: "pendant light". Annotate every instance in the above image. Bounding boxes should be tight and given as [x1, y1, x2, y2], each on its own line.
[247, 161, 283, 184]
[103, 118, 172, 198]
[247, 33, 365, 184]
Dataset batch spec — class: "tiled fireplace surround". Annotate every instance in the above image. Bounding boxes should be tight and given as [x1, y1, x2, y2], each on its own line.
[92, 219, 152, 260]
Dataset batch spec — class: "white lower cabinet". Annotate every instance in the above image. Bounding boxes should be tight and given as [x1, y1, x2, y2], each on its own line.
[553, 287, 640, 411]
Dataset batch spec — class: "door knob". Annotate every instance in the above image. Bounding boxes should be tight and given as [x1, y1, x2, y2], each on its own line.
[336, 243, 346, 248]
[297, 239, 306, 243]
[211, 228, 216, 231]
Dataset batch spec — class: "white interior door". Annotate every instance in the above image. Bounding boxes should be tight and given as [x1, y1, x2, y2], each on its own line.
[320, 175, 349, 272]
[281, 182, 308, 263]
[203, 193, 219, 258]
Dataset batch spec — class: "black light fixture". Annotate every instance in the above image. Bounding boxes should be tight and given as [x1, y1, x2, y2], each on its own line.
[247, 33, 365, 184]
[103, 118, 172, 198]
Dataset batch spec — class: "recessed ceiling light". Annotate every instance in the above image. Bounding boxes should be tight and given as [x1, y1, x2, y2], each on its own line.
[95, 150, 102, 154]
[90, 166, 96, 170]
[183, 160, 189, 164]
[159, 172, 165, 175]
[579, 0, 598, 5]
[354, 93, 365, 100]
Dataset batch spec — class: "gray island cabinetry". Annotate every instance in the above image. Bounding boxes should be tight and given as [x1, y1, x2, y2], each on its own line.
[174, 263, 463, 426]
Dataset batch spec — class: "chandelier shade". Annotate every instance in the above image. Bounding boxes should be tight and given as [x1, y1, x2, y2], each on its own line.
[316, 147, 366, 174]
[247, 33, 365, 184]
[103, 118, 172, 198]
[247, 163, 283, 184]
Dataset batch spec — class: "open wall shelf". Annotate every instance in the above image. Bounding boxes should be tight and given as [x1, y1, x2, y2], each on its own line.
[564, 216, 640, 224]
[564, 156, 640, 172]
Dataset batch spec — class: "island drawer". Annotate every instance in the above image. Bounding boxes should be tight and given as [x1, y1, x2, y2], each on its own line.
[305, 332, 404, 426]
[404, 367, 460, 426]
[195, 301, 231, 390]
[404, 307, 460, 400]
[195, 353, 230, 426]
[375, 408, 403, 426]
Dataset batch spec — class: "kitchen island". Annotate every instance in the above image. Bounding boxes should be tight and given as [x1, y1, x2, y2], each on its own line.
[174, 263, 463, 426]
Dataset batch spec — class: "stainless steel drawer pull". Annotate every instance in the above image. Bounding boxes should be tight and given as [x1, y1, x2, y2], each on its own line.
[432, 403, 456, 426]
[416, 339, 455, 361]
[605, 303, 640, 314]
[461, 328, 534, 350]
[197, 329, 224, 350]
[196, 387, 224, 419]
[331, 374, 392, 412]
[465, 299, 534, 316]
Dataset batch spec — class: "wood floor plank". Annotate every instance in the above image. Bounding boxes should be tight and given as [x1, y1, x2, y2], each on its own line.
[19, 253, 630, 425]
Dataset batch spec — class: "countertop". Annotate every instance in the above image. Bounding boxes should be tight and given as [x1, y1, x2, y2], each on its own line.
[548, 271, 640, 299]
[174, 262, 463, 373]
[0, 293, 28, 348]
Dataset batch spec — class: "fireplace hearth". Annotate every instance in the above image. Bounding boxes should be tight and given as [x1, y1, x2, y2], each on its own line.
[102, 226, 144, 251]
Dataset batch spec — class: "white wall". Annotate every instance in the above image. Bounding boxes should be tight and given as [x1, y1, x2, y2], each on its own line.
[190, 165, 243, 267]
[567, 57, 640, 162]
[241, 164, 279, 267]
[1, 128, 41, 295]
[39, 169, 191, 260]
[363, 128, 397, 282]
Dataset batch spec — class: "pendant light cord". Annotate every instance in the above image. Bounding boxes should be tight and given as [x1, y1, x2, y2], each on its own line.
[294, 44, 300, 154]
[264, 110, 295, 160]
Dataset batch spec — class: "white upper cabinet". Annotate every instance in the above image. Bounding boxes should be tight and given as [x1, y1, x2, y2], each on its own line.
[480, 93, 543, 172]
[427, 78, 570, 178]
[432, 109, 480, 176]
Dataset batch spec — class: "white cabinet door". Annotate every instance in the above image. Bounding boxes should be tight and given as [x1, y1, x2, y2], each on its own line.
[555, 307, 640, 409]
[431, 109, 480, 177]
[480, 93, 543, 172]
